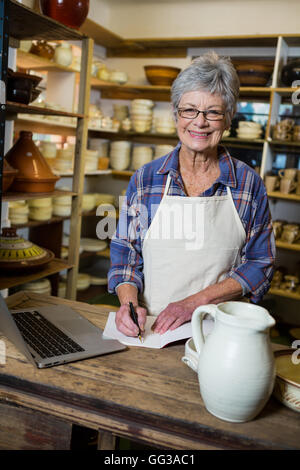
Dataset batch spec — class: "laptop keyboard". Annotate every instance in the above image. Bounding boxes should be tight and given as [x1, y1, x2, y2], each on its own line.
[13, 310, 85, 359]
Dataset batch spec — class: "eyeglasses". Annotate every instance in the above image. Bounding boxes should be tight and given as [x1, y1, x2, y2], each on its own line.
[177, 107, 225, 121]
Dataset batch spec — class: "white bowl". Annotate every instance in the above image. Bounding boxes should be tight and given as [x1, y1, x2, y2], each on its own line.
[132, 99, 154, 107]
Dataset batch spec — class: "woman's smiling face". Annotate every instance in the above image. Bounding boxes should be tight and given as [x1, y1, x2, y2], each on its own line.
[176, 89, 227, 155]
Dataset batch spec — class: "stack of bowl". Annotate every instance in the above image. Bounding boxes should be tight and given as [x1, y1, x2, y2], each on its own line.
[54, 145, 75, 173]
[130, 99, 154, 133]
[154, 113, 176, 135]
[39, 141, 57, 167]
[28, 198, 53, 221]
[154, 144, 175, 159]
[8, 200, 29, 225]
[82, 193, 96, 212]
[52, 189, 72, 217]
[21, 278, 51, 296]
[132, 146, 153, 170]
[85, 148, 99, 172]
[236, 121, 263, 140]
[109, 141, 131, 170]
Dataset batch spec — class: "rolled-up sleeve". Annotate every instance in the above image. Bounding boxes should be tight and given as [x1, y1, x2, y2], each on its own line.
[108, 174, 144, 294]
[229, 189, 275, 303]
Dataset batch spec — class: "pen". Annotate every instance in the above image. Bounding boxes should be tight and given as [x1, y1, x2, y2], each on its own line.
[129, 302, 143, 343]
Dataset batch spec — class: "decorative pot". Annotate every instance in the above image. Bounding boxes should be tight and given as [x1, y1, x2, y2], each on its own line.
[0, 227, 54, 272]
[192, 301, 276, 423]
[39, 0, 89, 29]
[5, 131, 60, 192]
[54, 42, 73, 67]
[281, 59, 300, 87]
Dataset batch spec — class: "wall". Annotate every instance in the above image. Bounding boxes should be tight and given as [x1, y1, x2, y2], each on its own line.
[96, 0, 300, 38]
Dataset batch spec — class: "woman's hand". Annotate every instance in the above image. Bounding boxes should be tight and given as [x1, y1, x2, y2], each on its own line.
[152, 298, 197, 335]
[115, 303, 147, 337]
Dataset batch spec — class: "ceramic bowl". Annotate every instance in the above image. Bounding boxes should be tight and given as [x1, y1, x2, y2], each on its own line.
[273, 349, 300, 413]
[132, 99, 154, 108]
[144, 65, 181, 86]
[233, 59, 273, 86]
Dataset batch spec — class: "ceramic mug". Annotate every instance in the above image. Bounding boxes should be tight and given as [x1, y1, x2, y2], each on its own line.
[265, 175, 279, 192]
[278, 168, 297, 180]
[280, 178, 297, 194]
[272, 220, 284, 239]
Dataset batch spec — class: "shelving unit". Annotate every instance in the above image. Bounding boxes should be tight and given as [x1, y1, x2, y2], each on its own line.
[0, 0, 93, 299]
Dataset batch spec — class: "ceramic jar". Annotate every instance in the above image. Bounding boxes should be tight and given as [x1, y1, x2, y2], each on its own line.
[192, 301, 276, 423]
[5, 131, 60, 192]
[30, 40, 55, 60]
[54, 43, 73, 67]
[39, 0, 89, 30]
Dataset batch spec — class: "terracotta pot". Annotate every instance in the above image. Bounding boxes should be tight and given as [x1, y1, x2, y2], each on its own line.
[39, 0, 89, 29]
[2, 158, 18, 192]
[0, 227, 54, 272]
[5, 131, 60, 193]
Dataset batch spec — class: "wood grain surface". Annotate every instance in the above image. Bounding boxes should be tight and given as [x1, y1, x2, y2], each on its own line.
[0, 292, 299, 450]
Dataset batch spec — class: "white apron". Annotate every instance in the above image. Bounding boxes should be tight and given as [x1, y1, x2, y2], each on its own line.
[141, 174, 246, 316]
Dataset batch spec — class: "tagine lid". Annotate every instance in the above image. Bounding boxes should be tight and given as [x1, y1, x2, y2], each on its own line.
[0, 227, 54, 270]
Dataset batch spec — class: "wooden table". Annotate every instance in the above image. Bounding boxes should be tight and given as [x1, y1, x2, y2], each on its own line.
[0, 291, 299, 451]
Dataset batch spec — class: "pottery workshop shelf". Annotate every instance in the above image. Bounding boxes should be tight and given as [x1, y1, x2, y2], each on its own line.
[267, 191, 300, 202]
[269, 288, 300, 301]
[14, 117, 77, 137]
[9, 0, 85, 42]
[0, 258, 73, 291]
[10, 215, 71, 230]
[2, 189, 77, 202]
[7, 101, 83, 118]
[17, 50, 79, 74]
[276, 240, 300, 252]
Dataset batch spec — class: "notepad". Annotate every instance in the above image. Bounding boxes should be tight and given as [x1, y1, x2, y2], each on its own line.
[103, 312, 193, 348]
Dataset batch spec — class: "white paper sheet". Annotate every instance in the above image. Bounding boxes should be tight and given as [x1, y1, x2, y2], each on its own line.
[103, 312, 193, 348]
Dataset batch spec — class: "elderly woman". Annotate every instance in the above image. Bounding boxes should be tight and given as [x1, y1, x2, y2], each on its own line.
[108, 51, 275, 337]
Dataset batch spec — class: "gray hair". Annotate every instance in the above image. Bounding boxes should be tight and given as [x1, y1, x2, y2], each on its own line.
[171, 51, 240, 126]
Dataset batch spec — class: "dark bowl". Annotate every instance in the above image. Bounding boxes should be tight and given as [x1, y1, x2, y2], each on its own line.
[281, 59, 300, 87]
[232, 59, 273, 86]
[7, 69, 43, 104]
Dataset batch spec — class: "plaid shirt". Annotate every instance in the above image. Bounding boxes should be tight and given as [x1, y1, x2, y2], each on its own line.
[108, 143, 275, 303]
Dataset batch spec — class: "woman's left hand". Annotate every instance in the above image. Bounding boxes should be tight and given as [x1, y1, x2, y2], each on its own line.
[152, 298, 197, 334]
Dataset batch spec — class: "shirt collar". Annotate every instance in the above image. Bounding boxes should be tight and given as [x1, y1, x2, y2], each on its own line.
[157, 142, 237, 189]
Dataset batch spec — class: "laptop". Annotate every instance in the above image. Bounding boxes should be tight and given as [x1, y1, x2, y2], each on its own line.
[0, 294, 126, 368]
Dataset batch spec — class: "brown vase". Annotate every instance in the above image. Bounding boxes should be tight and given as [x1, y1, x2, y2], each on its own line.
[5, 131, 60, 193]
[39, 0, 89, 29]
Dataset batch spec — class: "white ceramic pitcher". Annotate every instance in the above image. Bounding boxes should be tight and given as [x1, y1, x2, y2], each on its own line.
[191, 301, 276, 423]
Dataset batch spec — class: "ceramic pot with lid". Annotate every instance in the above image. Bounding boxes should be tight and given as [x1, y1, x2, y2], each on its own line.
[29, 40, 55, 60]
[54, 43, 73, 67]
[0, 227, 54, 271]
[5, 131, 60, 192]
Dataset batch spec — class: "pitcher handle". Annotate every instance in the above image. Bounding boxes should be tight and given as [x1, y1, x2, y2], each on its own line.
[191, 304, 218, 355]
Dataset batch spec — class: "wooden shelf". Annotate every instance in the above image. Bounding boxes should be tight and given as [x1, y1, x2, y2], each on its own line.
[17, 50, 79, 73]
[3, 189, 77, 202]
[267, 191, 300, 202]
[269, 287, 300, 301]
[7, 101, 83, 118]
[276, 240, 300, 252]
[0, 258, 73, 290]
[10, 215, 71, 230]
[14, 116, 77, 137]
[91, 77, 271, 101]
[268, 139, 300, 148]
[9, 0, 85, 41]
[112, 170, 134, 178]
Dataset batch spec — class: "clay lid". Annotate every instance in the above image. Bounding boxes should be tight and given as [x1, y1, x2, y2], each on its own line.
[0, 227, 54, 271]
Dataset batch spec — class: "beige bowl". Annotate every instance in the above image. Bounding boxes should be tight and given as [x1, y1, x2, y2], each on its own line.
[273, 350, 300, 414]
